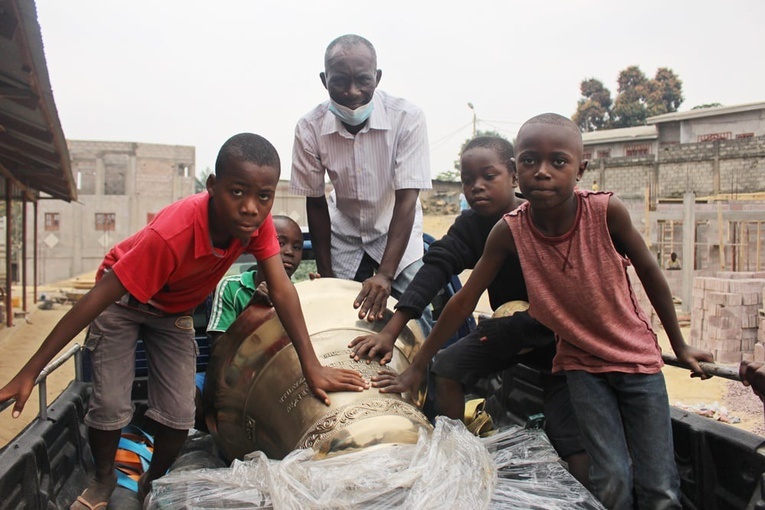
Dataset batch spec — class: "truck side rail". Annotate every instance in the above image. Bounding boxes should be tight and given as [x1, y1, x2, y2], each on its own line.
[0, 343, 83, 421]
[0, 343, 91, 510]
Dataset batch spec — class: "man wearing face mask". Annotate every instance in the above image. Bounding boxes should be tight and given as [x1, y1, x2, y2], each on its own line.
[291, 34, 433, 328]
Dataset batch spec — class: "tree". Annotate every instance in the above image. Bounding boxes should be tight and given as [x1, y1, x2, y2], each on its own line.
[610, 66, 650, 128]
[573, 78, 612, 132]
[195, 166, 212, 193]
[435, 129, 507, 182]
[645, 67, 684, 117]
[692, 103, 722, 110]
[572, 66, 684, 131]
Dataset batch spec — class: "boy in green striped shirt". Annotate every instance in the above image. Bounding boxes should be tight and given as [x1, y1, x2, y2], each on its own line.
[195, 216, 307, 429]
[206, 215, 305, 342]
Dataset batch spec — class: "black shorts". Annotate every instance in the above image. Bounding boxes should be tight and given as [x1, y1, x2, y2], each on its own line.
[431, 322, 555, 388]
[431, 329, 584, 458]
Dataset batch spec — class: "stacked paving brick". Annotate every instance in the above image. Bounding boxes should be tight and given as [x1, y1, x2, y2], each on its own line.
[690, 272, 765, 364]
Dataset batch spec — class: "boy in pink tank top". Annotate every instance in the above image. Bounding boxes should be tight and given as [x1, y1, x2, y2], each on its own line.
[375, 113, 714, 509]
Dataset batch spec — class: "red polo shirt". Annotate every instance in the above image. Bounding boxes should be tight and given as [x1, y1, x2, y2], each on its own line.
[97, 192, 280, 313]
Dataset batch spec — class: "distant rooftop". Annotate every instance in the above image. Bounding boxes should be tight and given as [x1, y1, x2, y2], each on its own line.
[582, 125, 657, 145]
[646, 101, 765, 124]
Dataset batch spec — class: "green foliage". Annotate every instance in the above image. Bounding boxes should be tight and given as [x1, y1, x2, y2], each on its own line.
[610, 66, 650, 128]
[648, 67, 684, 115]
[195, 166, 212, 193]
[435, 130, 508, 182]
[434, 169, 461, 182]
[572, 78, 612, 131]
[292, 260, 318, 282]
[573, 66, 684, 131]
[692, 103, 723, 110]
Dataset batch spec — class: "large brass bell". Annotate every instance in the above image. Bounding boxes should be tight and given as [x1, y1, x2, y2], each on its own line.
[203, 278, 432, 462]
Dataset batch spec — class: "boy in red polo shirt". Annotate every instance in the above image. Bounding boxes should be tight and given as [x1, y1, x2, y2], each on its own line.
[0, 133, 368, 509]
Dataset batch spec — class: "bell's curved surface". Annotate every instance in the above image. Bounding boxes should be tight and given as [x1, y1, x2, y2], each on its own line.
[203, 278, 432, 462]
[492, 300, 529, 318]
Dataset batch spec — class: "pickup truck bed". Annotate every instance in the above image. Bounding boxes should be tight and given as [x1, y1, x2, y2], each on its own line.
[2, 351, 765, 509]
[2, 233, 765, 509]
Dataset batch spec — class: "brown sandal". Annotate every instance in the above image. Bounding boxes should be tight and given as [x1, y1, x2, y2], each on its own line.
[72, 492, 108, 510]
[69, 477, 116, 510]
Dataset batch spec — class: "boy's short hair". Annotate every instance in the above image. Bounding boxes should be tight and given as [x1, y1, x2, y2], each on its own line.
[518, 113, 583, 157]
[462, 136, 514, 170]
[523, 113, 582, 138]
[272, 215, 301, 233]
[215, 133, 281, 177]
[325, 34, 377, 68]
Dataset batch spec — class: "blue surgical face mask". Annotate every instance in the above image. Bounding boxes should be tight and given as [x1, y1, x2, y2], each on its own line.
[328, 99, 374, 126]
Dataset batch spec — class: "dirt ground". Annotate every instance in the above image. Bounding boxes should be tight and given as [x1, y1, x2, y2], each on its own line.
[0, 290, 86, 446]
[0, 213, 761, 449]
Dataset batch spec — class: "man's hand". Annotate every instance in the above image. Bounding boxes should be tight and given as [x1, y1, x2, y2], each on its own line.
[371, 365, 424, 401]
[348, 331, 396, 365]
[0, 370, 37, 419]
[304, 366, 369, 406]
[354, 274, 392, 321]
[674, 344, 715, 380]
[740, 360, 765, 403]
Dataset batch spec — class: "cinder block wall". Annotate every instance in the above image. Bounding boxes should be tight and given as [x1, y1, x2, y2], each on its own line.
[689, 274, 765, 363]
[630, 270, 765, 364]
[591, 136, 765, 200]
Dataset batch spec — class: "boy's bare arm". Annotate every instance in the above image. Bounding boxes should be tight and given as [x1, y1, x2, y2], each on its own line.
[306, 196, 334, 278]
[373, 221, 514, 394]
[0, 270, 127, 417]
[348, 308, 414, 364]
[606, 197, 713, 376]
[354, 189, 419, 321]
[260, 255, 368, 404]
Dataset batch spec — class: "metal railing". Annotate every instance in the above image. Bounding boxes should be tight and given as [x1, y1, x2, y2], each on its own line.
[662, 353, 741, 381]
[0, 343, 82, 421]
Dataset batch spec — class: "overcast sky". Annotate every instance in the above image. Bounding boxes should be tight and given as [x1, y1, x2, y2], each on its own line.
[35, 0, 765, 182]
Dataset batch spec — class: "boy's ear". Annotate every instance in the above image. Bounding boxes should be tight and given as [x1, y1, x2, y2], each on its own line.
[509, 159, 519, 187]
[578, 159, 588, 180]
[320, 72, 328, 90]
[206, 173, 216, 195]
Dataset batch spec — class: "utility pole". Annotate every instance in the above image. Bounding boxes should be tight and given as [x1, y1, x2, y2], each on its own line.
[467, 102, 476, 137]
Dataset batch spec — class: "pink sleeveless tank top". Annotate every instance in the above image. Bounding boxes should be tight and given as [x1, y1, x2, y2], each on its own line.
[504, 190, 662, 374]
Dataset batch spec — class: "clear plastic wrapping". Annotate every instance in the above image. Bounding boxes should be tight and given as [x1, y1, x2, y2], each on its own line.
[147, 418, 603, 509]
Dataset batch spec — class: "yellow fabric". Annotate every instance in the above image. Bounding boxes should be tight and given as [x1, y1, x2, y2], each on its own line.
[464, 398, 494, 437]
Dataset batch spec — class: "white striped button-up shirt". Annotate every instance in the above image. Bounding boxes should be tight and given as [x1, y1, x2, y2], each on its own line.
[291, 90, 432, 279]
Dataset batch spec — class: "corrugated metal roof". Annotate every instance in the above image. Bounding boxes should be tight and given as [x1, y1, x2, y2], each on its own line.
[582, 125, 657, 145]
[646, 101, 765, 125]
[0, 0, 76, 202]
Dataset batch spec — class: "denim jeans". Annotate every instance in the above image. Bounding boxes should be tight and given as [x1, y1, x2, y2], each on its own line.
[354, 253, 433, 337]
[566, 370, 681, 510]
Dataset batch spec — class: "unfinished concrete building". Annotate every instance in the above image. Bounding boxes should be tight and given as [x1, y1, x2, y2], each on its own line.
[33, 140, 195, 284]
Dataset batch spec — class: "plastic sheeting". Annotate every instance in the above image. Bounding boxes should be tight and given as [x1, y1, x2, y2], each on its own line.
[147, 418, 603, 509]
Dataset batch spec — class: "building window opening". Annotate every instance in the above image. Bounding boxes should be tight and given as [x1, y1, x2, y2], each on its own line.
[95, 212, 116, 231]
[44, 212, 60, 231]
[597, 150, 611, 159]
